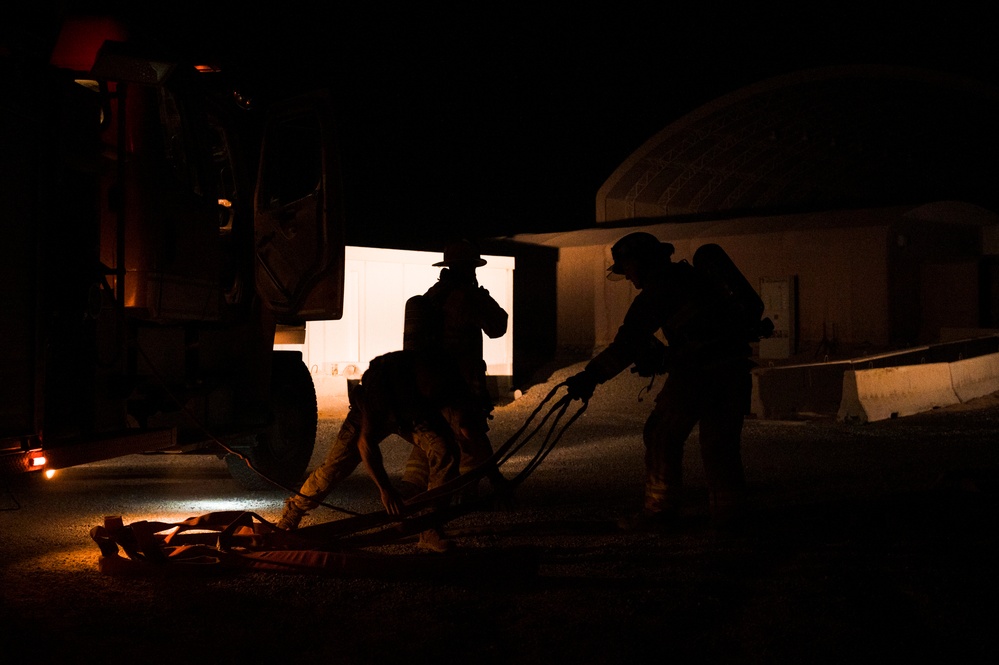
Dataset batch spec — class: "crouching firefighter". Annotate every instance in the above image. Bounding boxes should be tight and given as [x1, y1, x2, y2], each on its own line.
[277, 349, 503, 551]
[565, 233, 772, 532]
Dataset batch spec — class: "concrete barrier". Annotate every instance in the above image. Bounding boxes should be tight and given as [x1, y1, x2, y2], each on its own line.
[950, 352, 999, 403]
[751, 335, 999, 421]
[837, 364, 959, 423]
[751, 361, 852, 419]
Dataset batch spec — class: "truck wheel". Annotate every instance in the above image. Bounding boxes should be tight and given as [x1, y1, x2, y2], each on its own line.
[225, 353, 317, 491]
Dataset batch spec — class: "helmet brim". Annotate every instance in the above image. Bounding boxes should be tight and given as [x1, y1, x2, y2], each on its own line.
[433, 258, 487, 267]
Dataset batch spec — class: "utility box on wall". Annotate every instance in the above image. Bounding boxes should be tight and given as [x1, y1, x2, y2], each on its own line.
[759, 276, 797, 359]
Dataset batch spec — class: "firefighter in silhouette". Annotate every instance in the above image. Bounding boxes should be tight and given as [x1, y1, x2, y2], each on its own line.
[400, 239, 511, 503]
[277, 350, 481, 552]
[565, 232, 770, 532]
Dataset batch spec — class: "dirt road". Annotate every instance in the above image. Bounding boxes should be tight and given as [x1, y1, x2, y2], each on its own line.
[3, 363, 998, 664]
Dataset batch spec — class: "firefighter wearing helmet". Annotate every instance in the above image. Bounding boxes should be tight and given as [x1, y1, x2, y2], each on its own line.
[400, 240, 511, 502]
[276, 350, 470, 551]
[565, 232, 756, 532]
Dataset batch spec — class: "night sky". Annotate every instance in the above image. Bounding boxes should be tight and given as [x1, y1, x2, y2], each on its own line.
[21, 3, 999, 246]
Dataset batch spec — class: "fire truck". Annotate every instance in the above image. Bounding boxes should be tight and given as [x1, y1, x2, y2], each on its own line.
[1, 16, 345, 490]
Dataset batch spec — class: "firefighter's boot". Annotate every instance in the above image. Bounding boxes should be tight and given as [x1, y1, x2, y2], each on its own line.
[418, 527, 452, 553]
[276, 499, 308, 530]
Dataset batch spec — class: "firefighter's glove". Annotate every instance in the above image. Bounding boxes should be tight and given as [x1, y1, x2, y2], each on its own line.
[631, 335, 671, 378]
[565, 371, 598, 402]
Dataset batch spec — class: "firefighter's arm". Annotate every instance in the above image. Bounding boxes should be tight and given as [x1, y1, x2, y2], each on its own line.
[357, 436, 405, 516]
[565, 345, 630, 401]
[477, 287, 509, 338]
[567, 293, 659, 399]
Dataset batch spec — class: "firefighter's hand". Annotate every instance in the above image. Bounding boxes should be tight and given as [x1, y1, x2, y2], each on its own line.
[565, 371, 598, 401]
[380, 487, 406, 517]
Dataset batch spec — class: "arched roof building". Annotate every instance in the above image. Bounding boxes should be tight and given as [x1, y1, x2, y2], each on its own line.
[596, 65, 999, 224]
[508, 66, 999, 377]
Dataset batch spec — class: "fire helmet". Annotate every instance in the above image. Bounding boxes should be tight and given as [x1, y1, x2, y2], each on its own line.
[606, 232, 675, 280]
[433, 240, 487, 267]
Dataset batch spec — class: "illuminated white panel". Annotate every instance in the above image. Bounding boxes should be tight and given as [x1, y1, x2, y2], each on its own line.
[301, 269, 360, 371]
[277, 246, 515, 387]
[363, 260, 407, 360]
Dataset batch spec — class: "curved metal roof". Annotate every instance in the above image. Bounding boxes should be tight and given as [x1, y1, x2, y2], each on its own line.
[596, 65, 999, 223]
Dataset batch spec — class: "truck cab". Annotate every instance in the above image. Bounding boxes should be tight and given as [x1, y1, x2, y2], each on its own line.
[1, 16, 345, 489]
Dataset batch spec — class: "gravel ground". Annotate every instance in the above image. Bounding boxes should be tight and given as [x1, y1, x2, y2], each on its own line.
[3, 360, 999, 664]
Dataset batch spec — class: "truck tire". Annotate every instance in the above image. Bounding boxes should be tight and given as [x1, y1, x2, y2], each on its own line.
[225, 353, 317, 491]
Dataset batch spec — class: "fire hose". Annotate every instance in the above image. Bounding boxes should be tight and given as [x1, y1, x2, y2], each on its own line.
[277, 381, 589, 548]
[90, 382, 589, 574]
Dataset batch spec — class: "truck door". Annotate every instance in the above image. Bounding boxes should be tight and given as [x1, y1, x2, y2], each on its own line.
[254, 91, 345, 322]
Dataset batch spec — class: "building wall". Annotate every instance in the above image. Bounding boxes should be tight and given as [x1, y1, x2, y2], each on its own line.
[585, 222, 891, 351]
[555, 245, 602, 351]
[887, 218, 983, 345]
[514, 204, 994, 362]
[720, 224, 892, 349]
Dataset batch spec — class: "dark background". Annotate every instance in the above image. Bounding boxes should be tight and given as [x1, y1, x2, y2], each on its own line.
[17, 3, 999, 245]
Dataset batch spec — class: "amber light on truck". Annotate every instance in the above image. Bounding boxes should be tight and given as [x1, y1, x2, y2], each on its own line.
[28, 453, 57, 478]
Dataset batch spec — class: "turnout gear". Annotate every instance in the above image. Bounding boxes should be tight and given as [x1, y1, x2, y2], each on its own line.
[278, 351, 467, 529]
[402, 240, 509, 497]
[570, 238, 761, 529]
[403, 268, 507, 416]
[417, 527, 453, 553]
[276, 499, 308, 531]
[630, 335, 671, 378]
